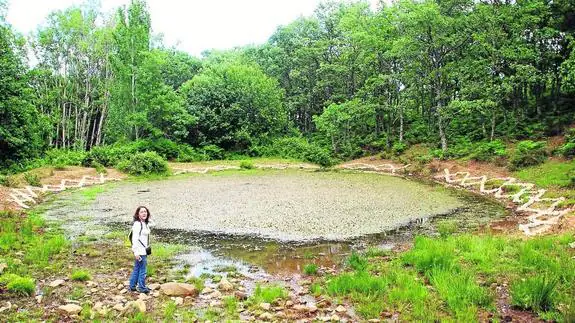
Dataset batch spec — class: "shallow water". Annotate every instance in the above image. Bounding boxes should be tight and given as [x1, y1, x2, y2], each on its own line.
[42, 170, 508, 275]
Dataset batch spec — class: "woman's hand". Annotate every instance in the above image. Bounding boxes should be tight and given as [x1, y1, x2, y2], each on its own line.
[135, 255, 142, 261]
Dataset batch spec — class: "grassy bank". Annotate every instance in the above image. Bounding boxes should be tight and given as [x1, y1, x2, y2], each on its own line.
[311, 232, 575, 321]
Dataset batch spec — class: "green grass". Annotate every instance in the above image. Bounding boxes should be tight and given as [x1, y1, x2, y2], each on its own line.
[163, 300, 177, 321]
[511, 276, 558, 312]
[317, 233, 575, 321]
[70, 269, 92, 281]
[223, 296, 239, 319]
[3, 275, 35, 296]
[303, 263, 318, 275]
[80, 185, 106, 201]
[347, 252, 368, 271]
[152, 243, 187, 260]
[514, 159, 575, 188]
[436, 220, 458, 238]
[248, 283, 288, 304]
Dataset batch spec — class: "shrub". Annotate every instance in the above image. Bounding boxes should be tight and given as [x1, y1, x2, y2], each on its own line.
[24, 172, 41, 187]
[402, 236, 456, 273]
[509, 140, 548, 170]
[70, 269, 91, 282]
[392, 142, 408, 156]
[45, 149, 87, 167]
[558, 143, 575, 159]
[255, 137, 335, 167]
[511, 276, 558, 311]
[83, 144, 139, 167]
[200, 144, 225, 160]
[470, 140, 507, 161]
[91, 161, 107, 174]
[303, 263, 318, 275]
[117, 151, 168, 175]
[239, 160, 255, 170]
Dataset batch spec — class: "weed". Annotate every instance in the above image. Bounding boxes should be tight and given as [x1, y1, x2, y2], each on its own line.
[402, 236, 456, 273]
[6, 275, 35, 296]
[239, 160, 255, 169]
[326, 271, 388, 296]
[430, 268, 491, 318]
[163, 300, 177, 321]
[203, 307, 221, 321]
[70, 269, 91, 281]
[80, 186, 106, 201]
[347, 252, 368, 271]
[69, 285, 85, 300]
[436, 220, 458, 238]
[511, 276, 558, 311]
[223, 295, 239, 318]
[309, 283, 322, 296]
[249, 283, 288, 304]
[303, 263, 318, 275]
[152, 243, 187, 260]
[23, 172, 41, 186]
[186, 276, 205, 291]
[365, 247, 390, 258]
[80, 303, 93, 321]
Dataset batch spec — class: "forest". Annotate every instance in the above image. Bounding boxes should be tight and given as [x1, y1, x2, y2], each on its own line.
[1, 0, 575, 172]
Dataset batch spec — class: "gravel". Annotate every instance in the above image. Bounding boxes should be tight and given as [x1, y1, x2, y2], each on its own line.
[89, 170, 463, 241]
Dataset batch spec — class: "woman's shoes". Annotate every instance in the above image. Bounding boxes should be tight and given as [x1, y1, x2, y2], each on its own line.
[136, 288, 151, 294]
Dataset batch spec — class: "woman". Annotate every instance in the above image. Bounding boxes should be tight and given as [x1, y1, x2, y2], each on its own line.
[129, 206, 152, 293]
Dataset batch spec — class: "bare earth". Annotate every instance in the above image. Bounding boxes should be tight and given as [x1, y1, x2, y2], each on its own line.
[88, 170, 463, 241]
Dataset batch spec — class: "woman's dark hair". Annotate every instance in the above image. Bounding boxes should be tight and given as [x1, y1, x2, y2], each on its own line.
[133, 206, 150, 223]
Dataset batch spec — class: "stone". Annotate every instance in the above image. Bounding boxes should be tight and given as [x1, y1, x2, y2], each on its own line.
[58, 304, 82, 315]
[148, 283, 160, 290]
[97, 308, 109, 316]
[160, 282, 198, 297]
[90, 288, 98, 293]
[35, 295, 43, 304]
[218, 278, 234, 291]
[201, 287, 213, 294]
[93, 302, 104, 310]
[335, 305, 346, 313]
[49, 279, 65, 287]
[234, 291, 248, 300]
[152, 291, 160, 297]
[294, 304, 307, 312]
[569, 242, 575, 249]
[209, 300, 222, 307]
[259, 312, 273, 320]
[120, 288, 127, 294]
[0, 263, 7, 274]
[113, 303, 124, 311]
[132, 299, 146, 312]
[285, 300, 294, 307]
[86, 280, 97, 287]
[174, 297, 183, 306]
[260, 302, 271, 310]
[211, 290, 222, 298]
[367, 319, 381, 323]
[138, 293, 151, 300]
[331, 314, 341, 321]
[117, 284, 123, 290]
[308, 305, 318, 313]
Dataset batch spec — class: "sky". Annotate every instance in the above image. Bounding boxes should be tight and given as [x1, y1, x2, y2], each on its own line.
[7, 0, 380, 57]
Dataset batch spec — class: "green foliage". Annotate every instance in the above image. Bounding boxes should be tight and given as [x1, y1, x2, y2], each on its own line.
[239, 160, 255, 169]
[70, 269, 91, 281]
[45, 149, 87, 167]
[180, 60, 287, 151]
[511, 276, 558, 311]
[223, 296, 239, 319]
[470, 140, 506, 161]
[392, 142, 408, 156]
[509, 141, 548, 170]
[256, 137, 334, 167]
[558, 142, 575, 159]
[303, 263, 318, 275]
[402, 236, 456, 272]
[117, 151, 168, 175]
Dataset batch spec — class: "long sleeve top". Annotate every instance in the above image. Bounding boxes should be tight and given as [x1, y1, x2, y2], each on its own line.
[131, 220, 151, 256]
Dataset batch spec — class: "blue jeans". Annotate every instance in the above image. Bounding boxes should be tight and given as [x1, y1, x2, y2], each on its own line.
[129, 255, 148, 291]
